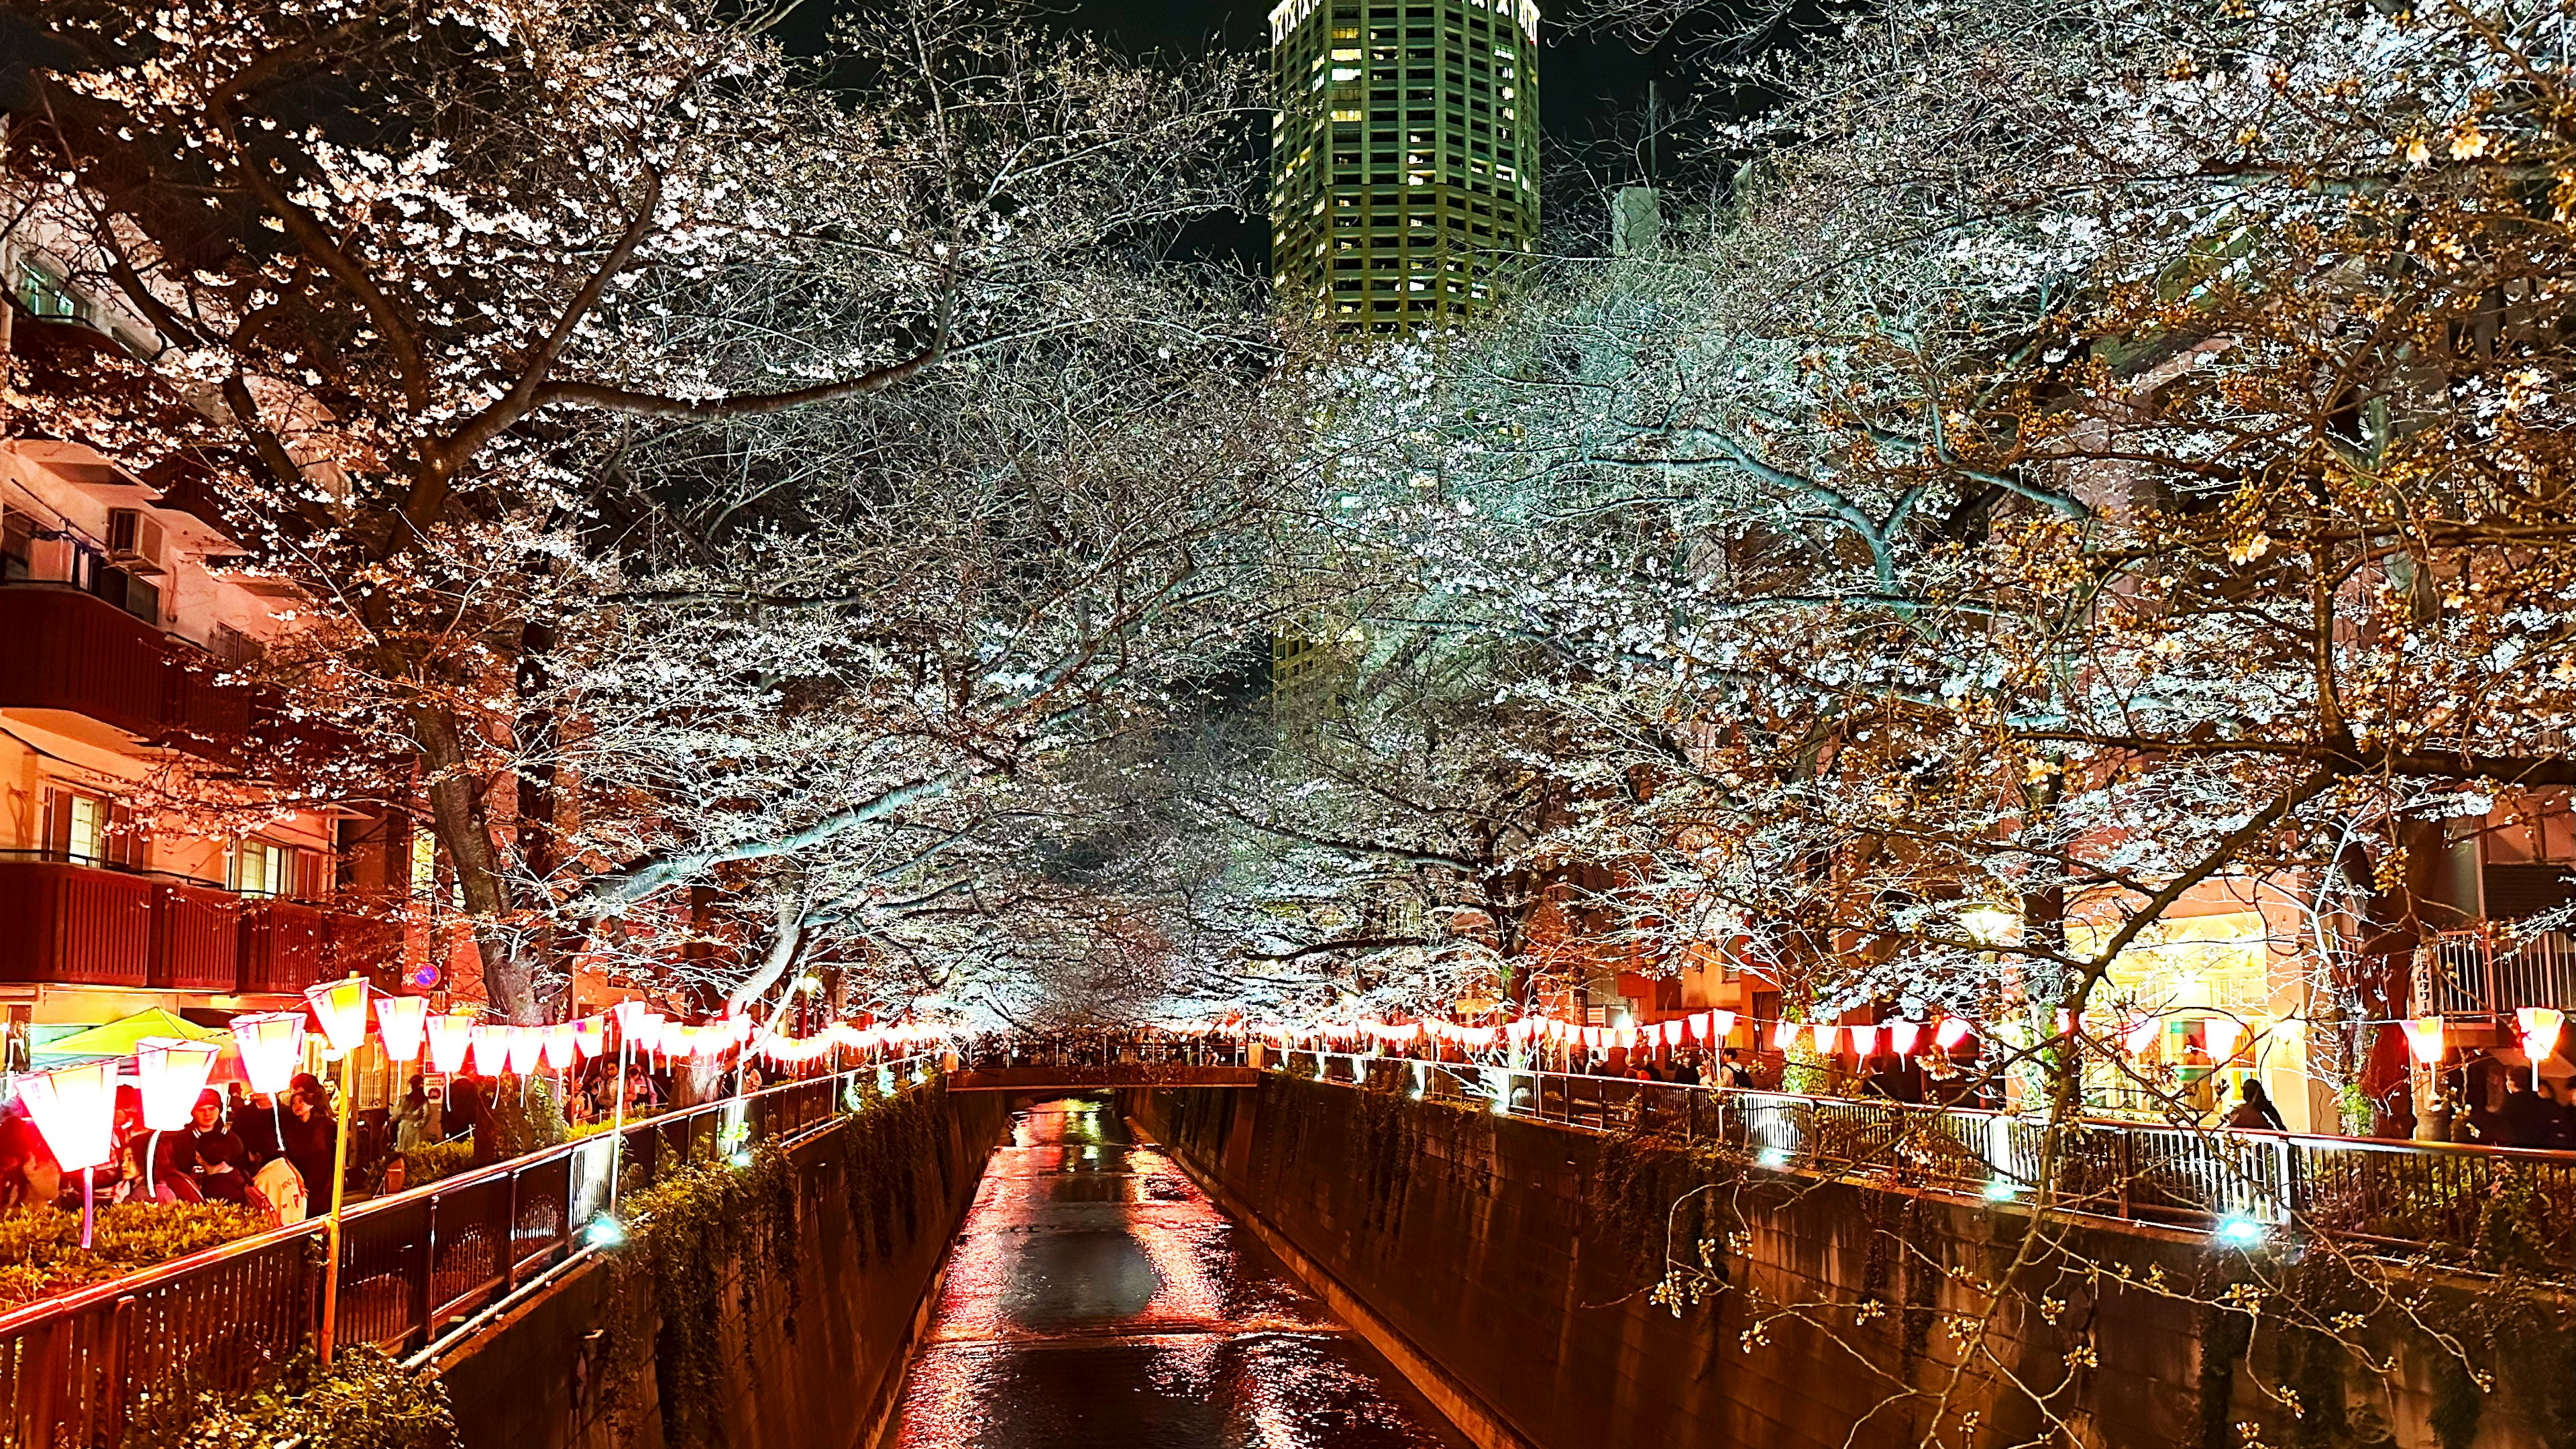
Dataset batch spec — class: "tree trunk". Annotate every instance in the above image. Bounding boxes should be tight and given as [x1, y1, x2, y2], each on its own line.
[415, 705, 541, 1024]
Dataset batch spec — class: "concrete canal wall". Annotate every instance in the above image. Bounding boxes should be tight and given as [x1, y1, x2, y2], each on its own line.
[435, 1085, 1008, 1449]
[1131, 1076, 2575, 1449]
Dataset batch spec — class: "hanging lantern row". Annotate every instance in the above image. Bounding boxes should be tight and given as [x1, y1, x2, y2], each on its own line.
[1258, 1008, 1988, 1061]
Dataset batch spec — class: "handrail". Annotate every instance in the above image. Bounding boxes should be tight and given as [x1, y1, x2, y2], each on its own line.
[1273, 1049, 2576, 1274]
[0, 1054, 944, 1444]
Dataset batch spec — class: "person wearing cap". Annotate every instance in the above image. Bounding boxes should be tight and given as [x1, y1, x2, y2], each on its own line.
[181, 1091, 252, 1205]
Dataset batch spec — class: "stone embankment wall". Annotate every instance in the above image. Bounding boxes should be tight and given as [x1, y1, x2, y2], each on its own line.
[437, 1085, 1007, 1449]
[1131, 1076, 2573, 1449]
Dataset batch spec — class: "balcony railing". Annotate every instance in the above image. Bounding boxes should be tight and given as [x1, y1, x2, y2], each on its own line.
[2412, 926, 2576, 1019]
[0, 857, 388, 997]
[0, 1058, 938, 1448]
[1278, 1051, 2576, 1277]
[0, 584, 254, 752]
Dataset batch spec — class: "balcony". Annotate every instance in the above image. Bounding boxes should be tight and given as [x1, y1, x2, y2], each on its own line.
[2412, 927, 2576, 1019]
[0, 585, 253, 752]
[0, 857, 392, 997]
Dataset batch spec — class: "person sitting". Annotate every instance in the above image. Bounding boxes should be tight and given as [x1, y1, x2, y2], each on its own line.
[180, 1091, 253, 1205]
[119, 1120, 202, 1204]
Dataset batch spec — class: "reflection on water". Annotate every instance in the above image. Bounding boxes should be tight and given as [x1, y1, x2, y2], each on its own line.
[888, 1098, 1467, 1449]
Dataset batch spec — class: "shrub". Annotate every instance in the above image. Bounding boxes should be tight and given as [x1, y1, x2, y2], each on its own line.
[0, 1201, 268, 1307]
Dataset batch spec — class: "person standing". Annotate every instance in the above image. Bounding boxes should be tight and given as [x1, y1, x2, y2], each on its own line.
[278, 1073, 339, 1199]
[2226, 1077, 2287, 1132]
[180, 1091, 252, 1205]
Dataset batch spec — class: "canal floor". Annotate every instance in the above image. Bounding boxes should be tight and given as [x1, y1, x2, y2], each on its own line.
[886, 1097, 1469, 1449]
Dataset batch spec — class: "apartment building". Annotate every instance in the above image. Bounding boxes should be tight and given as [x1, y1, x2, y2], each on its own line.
[0, 242, 447, 1066]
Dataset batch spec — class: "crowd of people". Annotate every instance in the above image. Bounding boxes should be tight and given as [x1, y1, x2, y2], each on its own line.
[0, 1075, 343, 1222]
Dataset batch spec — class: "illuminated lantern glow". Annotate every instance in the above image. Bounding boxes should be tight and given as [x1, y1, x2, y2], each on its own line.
[1887, 1020, 1923, 1056]
[376, 996, 429, 1065]
[1613, 1026, 1637, 1053]
[2403, 1016, 2447, 1066]
[1811, 1022, 1840, 1056]
[1770, 1020, 1798, 1051]
[231, 1012, 307, 1095]
[2122, 1014, 2161, 1058]
[503, 1026, 543, 1075]
[133, 1038, 222, 1132]
[633, 1012, 668, 1057]
[19, 1060, 118, 1171]
[1709, 1010, 1737, 1043]
[427, 1014, 476, 1075]
[2516, 1006, 2565, 1061]
[1934, 1018, 1974, 1052]
[1660, 1020, 1684, 1048]
[1849, 1024, 1881, 1059]
[2206, 1017, 2245, 1063]
[543, 1024, 578, 1071]
[467, 1025, 507, 1076]
[575, 1017, 607, 1059]
[304, 976, 372, 1057]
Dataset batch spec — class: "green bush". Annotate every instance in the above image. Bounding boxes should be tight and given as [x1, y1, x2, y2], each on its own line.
[0, 1201, 268, 1307]
[140, 1347, 455, 1449]
[392, 1140, 477, 1191]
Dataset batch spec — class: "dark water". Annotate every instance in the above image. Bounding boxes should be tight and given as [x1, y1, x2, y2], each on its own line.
[888, 1098, 1469, 1449]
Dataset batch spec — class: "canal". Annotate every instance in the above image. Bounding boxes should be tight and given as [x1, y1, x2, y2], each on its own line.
[887, 1097, 1470, 1449]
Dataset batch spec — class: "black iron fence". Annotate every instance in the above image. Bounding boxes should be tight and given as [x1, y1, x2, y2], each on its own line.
[1278, 1050, 2576, 1274]
[0, 1055, 938, 1448]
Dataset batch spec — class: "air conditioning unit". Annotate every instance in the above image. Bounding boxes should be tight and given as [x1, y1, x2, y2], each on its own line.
[105, 508, 167, 575]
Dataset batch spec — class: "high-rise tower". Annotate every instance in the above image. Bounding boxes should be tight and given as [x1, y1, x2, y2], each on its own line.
[1268, 0, 1541, 329]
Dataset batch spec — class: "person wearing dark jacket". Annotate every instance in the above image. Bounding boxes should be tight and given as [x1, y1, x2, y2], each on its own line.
[181, 1091, 253, 1204]
[2225, 1077, 2288, 1132]
[2494, 1075, 2573, 1149]
[278, 1074, 338, 1199]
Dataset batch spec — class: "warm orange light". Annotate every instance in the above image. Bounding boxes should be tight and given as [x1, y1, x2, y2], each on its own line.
[2206, 1016, 2245, 1063]
[467, 1024, 506, 1076]
[426, 1013, 476, 1075]
[1709, 1010, 1737, 1043]
[1888, 1020, 1922, 1055]
[375, 996, 428, 1065]
[231, 1012, 306, 1095]
[2516, 1006, 2565, 1058]
[1770, 1020, 1798, 1051]
[542, 1024, 578, 1071]
[1811, 1022, 1840, 1056]
[2404, 1016, 2447, 1066]
[504, 1026, 544, 1075]
[2122, 1013, 2161, 1057]
[304, 975, 372, 1057]
[575, 1017, 606, 1059]
[20, 1060, 118, 1171]
[1849, 1024, 1881, 1058]
[1934, 1018, 1974, 1052]
[133, 1038, 221, 1132]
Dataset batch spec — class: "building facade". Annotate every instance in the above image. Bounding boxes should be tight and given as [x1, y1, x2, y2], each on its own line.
[1, 238, 466, 1087]
[1269, 0, 1542, 328]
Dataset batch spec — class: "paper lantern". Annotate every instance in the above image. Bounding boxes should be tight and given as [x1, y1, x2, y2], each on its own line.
[2205, 1017, 2245, 1063]
[376, 996, 429, 1065]
[1770, 1020, 1798, 1051]
[1709, 1010, 1737, 1043]
[1614, 1026, 1638, 1053]
[1887, 1020, 1922, 1055]
[19, 1060, 118, 1171]
[2121, 1014, 2161, 1058]
[543, 1024, 578, 1071]
[1934, 1018, 1974, 1052]
[504, 1026, 544, 1075]
[133, 1038, 221, 1132]
[576, 1017, 607, 1059]
[231, 1012, 307, 1095]
[2516, 1006, 2565, 1059]
[305, 975, 372, 1057]
[468, 1024, 507, 1076]
[1811, 1022, 1839, 1055]
[1660, 1020, 1684, 1047]
[633, 1012, 668, 1056]
[427, 1013, 476, 1074]
[2403, 1016, 2446, 1065]
[1849, 1024, 1881, 1059]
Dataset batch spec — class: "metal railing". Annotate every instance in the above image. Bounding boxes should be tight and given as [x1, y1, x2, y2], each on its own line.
[1277, 1051, 2576, 1272]
[0, 1055, 938, 1448]
[2414, 926, 2576, 1019]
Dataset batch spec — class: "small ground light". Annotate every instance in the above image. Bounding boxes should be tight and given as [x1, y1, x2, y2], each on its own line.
[1758, 1146, 1790, 1169]
[2214, 1214, 2265, 1246]
[730, 1150, 755, 1169]
[585, 1218, 626, 1248]
[1983, 1179, 2018, 1201]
